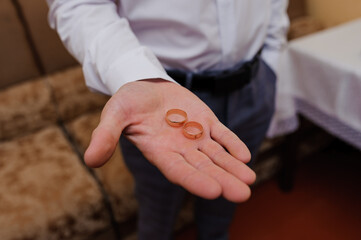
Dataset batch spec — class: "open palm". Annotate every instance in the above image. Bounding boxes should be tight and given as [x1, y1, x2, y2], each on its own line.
[85, 79, 256, 202]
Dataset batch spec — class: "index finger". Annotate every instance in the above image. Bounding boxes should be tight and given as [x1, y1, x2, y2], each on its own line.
[210, 123, 251, 163]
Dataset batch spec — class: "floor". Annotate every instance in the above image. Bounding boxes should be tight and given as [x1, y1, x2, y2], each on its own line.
[176, 139, 361, 240]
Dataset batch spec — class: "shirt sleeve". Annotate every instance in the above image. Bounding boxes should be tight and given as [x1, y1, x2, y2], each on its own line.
[261, 0, 290, 76]
[46, 0, 174, 95]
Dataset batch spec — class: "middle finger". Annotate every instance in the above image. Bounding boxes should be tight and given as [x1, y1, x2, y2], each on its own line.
[199, 140, 256, 185]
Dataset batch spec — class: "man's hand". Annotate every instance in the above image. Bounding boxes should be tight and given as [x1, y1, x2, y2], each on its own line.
[84, 79, 256, 202]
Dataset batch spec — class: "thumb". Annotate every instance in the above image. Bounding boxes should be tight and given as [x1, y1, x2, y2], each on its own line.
[84, 99, 128, 168]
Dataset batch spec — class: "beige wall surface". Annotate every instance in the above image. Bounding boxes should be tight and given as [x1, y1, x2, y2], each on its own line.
[288, 0, 307, 20]
[306, 0, 361, 27]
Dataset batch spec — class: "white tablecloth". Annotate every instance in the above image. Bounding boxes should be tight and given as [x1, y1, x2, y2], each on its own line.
[268, 18, 361, 150]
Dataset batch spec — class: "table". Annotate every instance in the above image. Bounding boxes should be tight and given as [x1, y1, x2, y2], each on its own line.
[268, 18, 361, 150]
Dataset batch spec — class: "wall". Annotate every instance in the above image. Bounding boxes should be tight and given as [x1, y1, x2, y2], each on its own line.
[288, 0, 307, 20]
[306, 0, 361, 27]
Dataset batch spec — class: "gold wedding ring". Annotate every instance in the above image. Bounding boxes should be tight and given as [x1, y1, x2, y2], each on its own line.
[183, 121, 203, 140]
[165, 109, 188, 127]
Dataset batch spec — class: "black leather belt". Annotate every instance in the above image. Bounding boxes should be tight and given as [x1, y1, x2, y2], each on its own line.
[167, 50, 261, 94]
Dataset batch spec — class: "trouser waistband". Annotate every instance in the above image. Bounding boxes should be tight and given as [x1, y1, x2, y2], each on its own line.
[166, 49, 261, 94]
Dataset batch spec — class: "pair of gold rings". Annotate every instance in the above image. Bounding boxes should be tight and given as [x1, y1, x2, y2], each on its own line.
[165, 109, 203, 140]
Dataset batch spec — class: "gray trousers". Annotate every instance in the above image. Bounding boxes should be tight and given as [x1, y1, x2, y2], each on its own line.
[120, 59, 276, 240]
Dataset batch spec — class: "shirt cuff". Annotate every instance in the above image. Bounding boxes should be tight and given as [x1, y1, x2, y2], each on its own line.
[83, 46, 176, 96]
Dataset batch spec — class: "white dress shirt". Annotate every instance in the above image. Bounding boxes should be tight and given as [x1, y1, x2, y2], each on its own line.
[47, 0, 289, 95]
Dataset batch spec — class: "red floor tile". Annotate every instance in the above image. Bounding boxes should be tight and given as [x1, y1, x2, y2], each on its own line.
[177, 141, 361, 240]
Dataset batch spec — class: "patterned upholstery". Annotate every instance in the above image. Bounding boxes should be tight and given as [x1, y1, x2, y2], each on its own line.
[0, 78, 57, 140]
[0, 65, 194, 239]
[0, 127, 110, 240]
